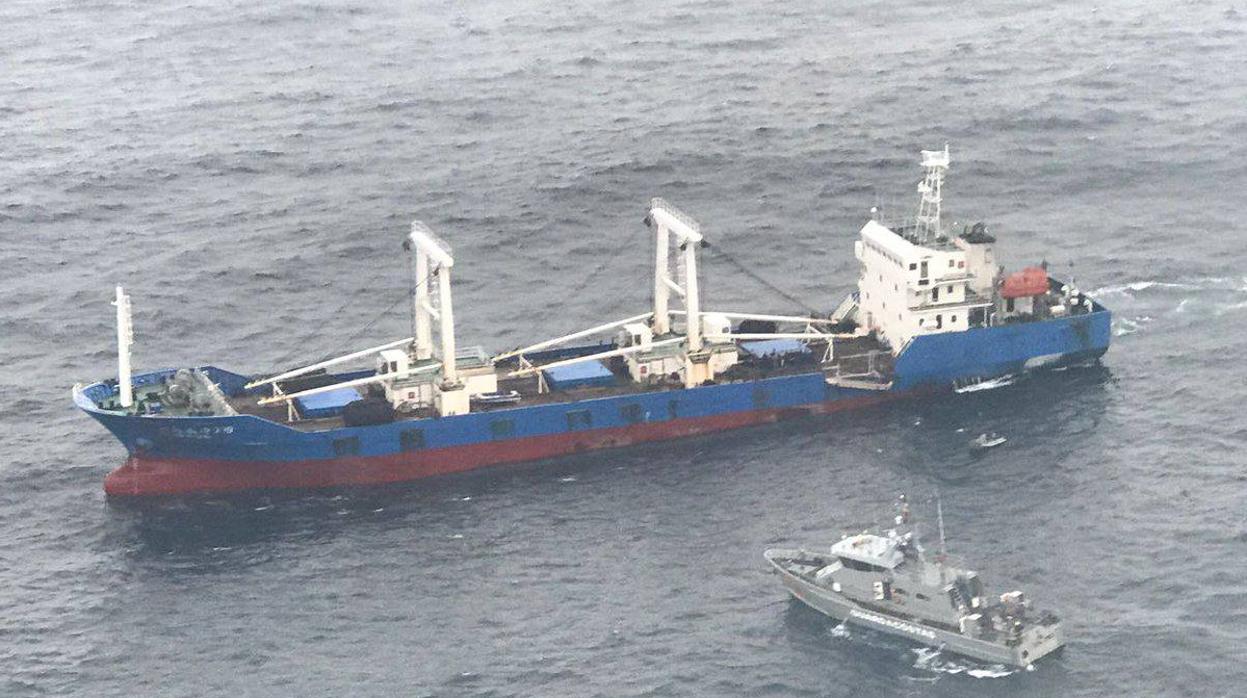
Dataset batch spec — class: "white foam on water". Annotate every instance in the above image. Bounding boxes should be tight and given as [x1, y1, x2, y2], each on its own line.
[955, 374, 1015, 393]
[829, 620, 851, 639]
[911, 646, 1015, 679]
[1089, 277, 1246, 301]
[1215, 299, 1247, 314]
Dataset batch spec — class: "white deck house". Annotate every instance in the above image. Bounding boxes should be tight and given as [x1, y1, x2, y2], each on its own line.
[853, 148, 999, 350]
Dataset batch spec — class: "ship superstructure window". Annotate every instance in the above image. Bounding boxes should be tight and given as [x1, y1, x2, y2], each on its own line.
[936, 314, 943, 329]
[400, 428, 425, 451]
[490, 419, 514, 439]
[566, 410, 592, 430]
[839, 557, 886, 573]
[332, 436, 360, 457]
[621, 403, 643, 424]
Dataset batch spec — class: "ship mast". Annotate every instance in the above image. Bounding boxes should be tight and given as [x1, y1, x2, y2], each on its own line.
[915, 144, 950, 243]
[113, 286, 134, 408]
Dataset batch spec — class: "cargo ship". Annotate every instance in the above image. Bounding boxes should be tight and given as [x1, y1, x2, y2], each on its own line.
[75, 148, 1111, 496]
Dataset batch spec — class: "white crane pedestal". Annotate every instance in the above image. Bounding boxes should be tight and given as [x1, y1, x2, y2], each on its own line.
[436, 382, 470, 416]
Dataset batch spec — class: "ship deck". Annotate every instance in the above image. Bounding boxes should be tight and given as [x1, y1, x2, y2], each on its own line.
[225, 334, 894, 432]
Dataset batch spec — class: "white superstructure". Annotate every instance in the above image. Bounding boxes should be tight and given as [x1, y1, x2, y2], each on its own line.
[853, 148, 999, 350]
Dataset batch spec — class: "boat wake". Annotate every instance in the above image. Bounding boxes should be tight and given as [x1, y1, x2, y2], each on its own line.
[1091, 276, 1247, 331]
[954, 374, 1016, 393]
[911, 646, 1015, 679]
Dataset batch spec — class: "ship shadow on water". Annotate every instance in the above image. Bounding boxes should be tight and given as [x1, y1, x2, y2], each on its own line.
[102, 474, 509, 564]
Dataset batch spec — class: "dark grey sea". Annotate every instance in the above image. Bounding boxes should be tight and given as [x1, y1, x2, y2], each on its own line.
[3, 0, 1245, 695]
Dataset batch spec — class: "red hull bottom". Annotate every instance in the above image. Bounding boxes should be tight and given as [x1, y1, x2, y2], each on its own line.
[104, 393, 904, 497]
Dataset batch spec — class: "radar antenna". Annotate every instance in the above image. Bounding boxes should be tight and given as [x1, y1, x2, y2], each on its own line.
[915, 144, 950, 243]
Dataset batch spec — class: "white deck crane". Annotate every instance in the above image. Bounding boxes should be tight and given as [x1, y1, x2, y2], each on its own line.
[648, 198, 712, 387]
[406, 221, 469, 416]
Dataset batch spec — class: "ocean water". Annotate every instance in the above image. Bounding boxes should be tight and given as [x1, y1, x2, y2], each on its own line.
[3, 0, 1246, 695]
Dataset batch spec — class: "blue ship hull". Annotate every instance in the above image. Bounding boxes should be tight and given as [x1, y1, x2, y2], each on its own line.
[76, 307, 1110, 496]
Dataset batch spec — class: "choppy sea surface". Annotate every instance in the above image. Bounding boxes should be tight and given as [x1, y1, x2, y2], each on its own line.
[3, 0, 1246, 695]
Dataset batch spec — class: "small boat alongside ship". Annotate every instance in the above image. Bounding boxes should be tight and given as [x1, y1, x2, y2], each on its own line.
[74, 147, 1112, 496]
[972, 432, 1007, 449]
[765, 496, 1064, 668]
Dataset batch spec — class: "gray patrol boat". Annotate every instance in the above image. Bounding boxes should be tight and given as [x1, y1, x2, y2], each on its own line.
[764, 496, 1064, 668]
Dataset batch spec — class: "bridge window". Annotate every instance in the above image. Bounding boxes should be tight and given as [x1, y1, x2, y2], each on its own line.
[566, 410, 592, 431]
[909, 263, 917, 271]
[839, 557, 886, 573]
[332, 436, 360, 457]
[400, 429, 425, 451]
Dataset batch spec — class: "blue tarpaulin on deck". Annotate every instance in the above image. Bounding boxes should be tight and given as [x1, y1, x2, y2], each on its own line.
[543, 360, 616, 390]
[295, 386, 362, 418]
[739, 338, 809, 358]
